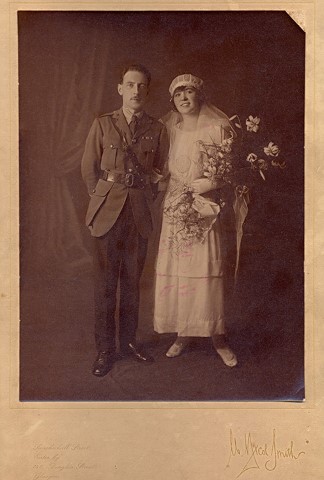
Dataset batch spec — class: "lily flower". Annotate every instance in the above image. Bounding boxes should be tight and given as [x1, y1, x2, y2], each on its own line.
[264, 142, 280, 157]
[258, 159, 268, 170]
[246, 115, 260, 132]
[271, 159, 286, 169]
[246, 153, 258, 164]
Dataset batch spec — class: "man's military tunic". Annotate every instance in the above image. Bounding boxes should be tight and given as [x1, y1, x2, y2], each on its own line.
[82, 108, 169, 238]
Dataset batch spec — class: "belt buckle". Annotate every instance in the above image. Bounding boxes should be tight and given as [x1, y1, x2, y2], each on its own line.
[125, 172, 135, 187]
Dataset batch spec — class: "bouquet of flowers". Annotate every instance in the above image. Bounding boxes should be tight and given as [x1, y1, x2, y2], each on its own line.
[163, 184, 220, 252]
[164, 114, 286, 251]
[200, 115, 286, 187]
[198, 135, 234, 183]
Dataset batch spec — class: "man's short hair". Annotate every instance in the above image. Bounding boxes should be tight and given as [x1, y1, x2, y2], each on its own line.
[119, 64, 152, 87]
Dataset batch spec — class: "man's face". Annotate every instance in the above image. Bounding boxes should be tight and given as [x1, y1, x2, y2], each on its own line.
[118, 70, 149, 112]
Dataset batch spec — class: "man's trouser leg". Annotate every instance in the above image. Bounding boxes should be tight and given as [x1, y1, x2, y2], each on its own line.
[119, 210, 148, 352]
[92, 198, 148, 353]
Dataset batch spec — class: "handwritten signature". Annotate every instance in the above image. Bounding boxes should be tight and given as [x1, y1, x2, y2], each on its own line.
[226, 428, 306, 478]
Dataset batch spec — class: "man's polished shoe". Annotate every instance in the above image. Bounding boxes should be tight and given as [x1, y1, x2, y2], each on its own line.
[125, 343, 155, 363]
[92, 351, 115, 377]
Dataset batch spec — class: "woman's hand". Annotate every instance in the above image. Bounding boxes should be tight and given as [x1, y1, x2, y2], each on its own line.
[190, 178, 213, 194]
[190, 177, 226, 193]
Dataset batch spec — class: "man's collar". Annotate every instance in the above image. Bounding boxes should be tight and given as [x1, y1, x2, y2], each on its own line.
[122, 107, 144, 124]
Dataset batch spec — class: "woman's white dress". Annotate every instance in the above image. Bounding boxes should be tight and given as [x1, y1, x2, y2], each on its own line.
[154, 124, 226, 337]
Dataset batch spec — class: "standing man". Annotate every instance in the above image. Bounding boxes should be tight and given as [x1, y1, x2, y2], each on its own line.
[81, 64, 168, 377]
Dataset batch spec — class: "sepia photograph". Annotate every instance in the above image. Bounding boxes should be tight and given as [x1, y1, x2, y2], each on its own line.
[18, 10, 305, 402]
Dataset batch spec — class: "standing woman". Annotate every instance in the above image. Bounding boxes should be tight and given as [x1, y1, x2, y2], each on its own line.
[153, 74, 237, 367]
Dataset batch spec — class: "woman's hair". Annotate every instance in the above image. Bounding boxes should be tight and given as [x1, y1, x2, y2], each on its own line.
[170, 86, 205, 112]
[119, 64, 152, 86]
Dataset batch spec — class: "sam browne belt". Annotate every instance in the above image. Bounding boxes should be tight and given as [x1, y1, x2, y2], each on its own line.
[100, 170, 151, 189]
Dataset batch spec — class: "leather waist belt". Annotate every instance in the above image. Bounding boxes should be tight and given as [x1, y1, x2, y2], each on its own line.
[100, 170, 151, 188]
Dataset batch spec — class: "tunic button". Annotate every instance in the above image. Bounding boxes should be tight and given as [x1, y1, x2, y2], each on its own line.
[132, 138, 137, 144]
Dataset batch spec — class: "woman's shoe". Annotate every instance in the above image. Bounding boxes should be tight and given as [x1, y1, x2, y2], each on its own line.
[215, 347, 238, 367]
[166, 337, 191, 358]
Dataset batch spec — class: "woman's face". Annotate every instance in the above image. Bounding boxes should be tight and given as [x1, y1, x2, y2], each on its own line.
[173, 86, 200, 116]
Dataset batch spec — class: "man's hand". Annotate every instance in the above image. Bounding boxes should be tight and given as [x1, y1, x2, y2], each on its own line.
[157, 180, 168, 192]
[150, 169, 164, 184]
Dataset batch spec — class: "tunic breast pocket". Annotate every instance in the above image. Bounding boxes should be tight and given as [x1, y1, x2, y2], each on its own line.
[140, 136, 155, 153]
[102, 143, 120, 169]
